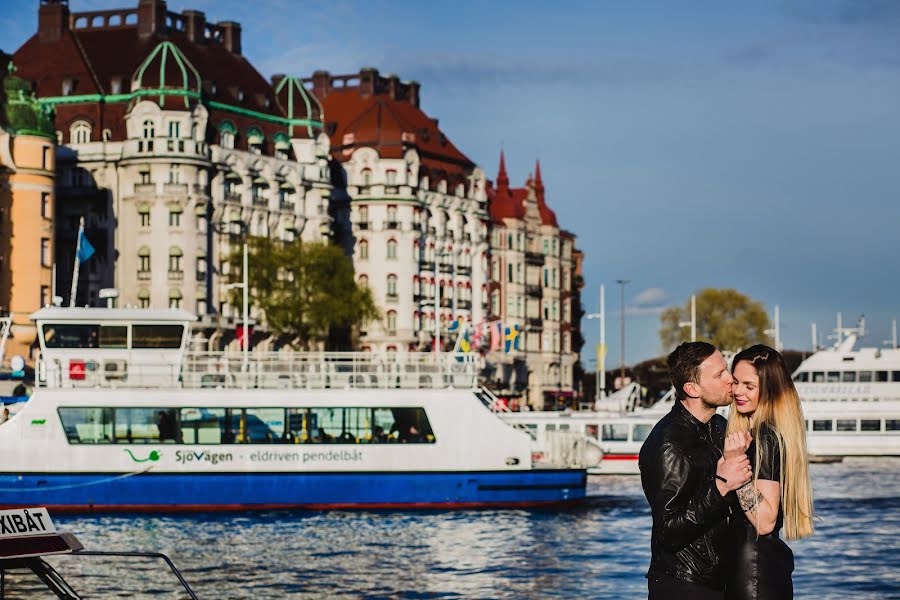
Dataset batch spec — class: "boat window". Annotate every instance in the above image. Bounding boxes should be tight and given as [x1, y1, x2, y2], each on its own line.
[632, 424, 653, 442]
[240, 408, 285, 443]
[180, 408, 225, 444]
[287, 407, 435, 444]
[842, 371, 857, 383]
[601, 423, 629, 441]
[793, 372, 809, 382]
[892, 371, 900, 382]
[858, 371, 873, 382]
[58, 408, 114, 443]
[546, 424, 556, 431]
[812, 372, 825, 383]
[836, 419, 857, 432]
[812, 419, 833, 432]
[585, 424, 598, 439]
[886, 420, 900, 431]
[826, 371, 840, 383]
[805, 420, 810, 431]
[43, 323, 99, 348]
[100, 325, 128, 348]
[558, 424, 570, 431]
[132, 324, 184, 349]
[860, 419, 881, 432]
[876, 371, 889, 383]
[115, 407, 179, 443]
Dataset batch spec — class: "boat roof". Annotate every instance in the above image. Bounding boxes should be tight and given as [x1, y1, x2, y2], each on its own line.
[30, 307, 197, 323]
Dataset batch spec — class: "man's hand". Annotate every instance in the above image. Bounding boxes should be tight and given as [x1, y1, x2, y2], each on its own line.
[723, 431, 752, 461]
[716, 455, 752, 494]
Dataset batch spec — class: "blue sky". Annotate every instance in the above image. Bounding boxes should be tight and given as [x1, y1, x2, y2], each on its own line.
[4, 0, 900, 365]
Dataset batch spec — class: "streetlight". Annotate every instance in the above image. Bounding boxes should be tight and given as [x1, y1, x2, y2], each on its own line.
[616, 279, 630, 384]
[585, 283, 606, 401]
[679, 294, 696, 341]
[223, 219, 250, 381]
[764, 304, 781, 351]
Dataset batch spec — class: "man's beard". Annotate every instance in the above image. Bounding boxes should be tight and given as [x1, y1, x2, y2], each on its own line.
[701, 389, 733, 409]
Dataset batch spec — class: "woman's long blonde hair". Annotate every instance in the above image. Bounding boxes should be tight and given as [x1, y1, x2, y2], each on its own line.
[726, 344, 814, 540]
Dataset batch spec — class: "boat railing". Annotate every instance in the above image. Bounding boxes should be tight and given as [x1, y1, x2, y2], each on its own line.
[34, 351, 480, 390]
[536, 430, 604, 469]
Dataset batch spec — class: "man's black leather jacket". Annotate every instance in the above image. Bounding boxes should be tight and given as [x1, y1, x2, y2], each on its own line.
[639, 400, 732, 589]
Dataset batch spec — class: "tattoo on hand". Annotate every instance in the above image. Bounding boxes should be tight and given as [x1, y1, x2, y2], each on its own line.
[736, 482, 762, 512]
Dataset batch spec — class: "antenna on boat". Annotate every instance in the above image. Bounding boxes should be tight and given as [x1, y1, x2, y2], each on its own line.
[885, 319, 897, 349]
[811, 322, 818, 352]
[764, 304, 781, 351]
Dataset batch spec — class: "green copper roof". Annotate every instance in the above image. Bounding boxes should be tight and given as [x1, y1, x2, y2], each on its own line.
[2, 60, 55, 138]
[274, 75, 323, 138]
[133, 41, 202, 108]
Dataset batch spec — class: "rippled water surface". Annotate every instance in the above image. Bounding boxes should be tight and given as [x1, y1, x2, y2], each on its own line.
[8, 458, 900, 599]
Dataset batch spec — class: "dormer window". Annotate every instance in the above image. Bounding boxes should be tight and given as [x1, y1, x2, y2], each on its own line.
[110, 77, 123, 94]
[247, 127, 264, 155]
[70, 120, 91, 144]
[219, 121, 236, 150]
[236, 88, 244, 101]
[62, 78, 75, 96]
[386, 169, 397, 185]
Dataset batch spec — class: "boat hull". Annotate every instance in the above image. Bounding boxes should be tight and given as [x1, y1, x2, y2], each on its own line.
[0, 469, 587, 512]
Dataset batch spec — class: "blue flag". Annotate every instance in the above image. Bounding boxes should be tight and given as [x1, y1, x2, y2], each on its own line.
[76, 230, 95, 263]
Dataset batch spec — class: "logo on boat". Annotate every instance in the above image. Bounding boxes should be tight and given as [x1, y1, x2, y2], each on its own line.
[124, 449, 161, 463]
[175, 450, 233, 465]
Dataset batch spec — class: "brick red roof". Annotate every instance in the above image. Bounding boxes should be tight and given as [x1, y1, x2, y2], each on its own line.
[308, 69, 475, 185]
[487, 152, 559, 227]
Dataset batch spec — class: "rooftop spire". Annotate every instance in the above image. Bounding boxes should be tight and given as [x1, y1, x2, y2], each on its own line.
[497, 149, 509, 191]
[534, 159, 544, 199]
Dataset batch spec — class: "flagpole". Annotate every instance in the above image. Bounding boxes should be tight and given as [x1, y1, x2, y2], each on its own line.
[69, 217, 84, 307]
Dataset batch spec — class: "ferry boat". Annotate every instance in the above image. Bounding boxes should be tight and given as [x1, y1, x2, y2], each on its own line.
[0, 308, 585, 511]
[502, 323, 900, 474]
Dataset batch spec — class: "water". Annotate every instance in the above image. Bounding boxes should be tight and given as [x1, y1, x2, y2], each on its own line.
[8, 458, 900, 599]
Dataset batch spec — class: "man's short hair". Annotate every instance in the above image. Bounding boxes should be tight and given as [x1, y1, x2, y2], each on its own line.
[667, 341, 717, 401]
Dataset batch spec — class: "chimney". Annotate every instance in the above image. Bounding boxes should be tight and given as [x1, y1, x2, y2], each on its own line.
[219, 21, 241, 55]
[406, 80, 420, 108]
[311, 70, 331, 99]
[137, 0, 166, 38]
[38, 0, 70, 44]
[359, 67, 378, 97]
[386, 74, 400, 100]
[182, 9, 206, 43]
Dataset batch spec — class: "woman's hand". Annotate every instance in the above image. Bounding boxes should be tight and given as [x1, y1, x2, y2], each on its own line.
[724, 431, 752, 461]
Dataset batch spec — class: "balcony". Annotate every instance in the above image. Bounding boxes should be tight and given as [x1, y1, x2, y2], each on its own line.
[224, 191, 242, 204]
[526, 284, 542, 298]
[385, 186, 399, 195]
[164, 183, 188, 195]
[440, 298, 452, 308]
[526, 317, 543, 331]
[385, 221, 399, 230]
[438, 263, 453, 274]
[252, 196, 269, 208]
[280, 200, 295, 212]
[196, 271, 206, 282]
[386, 294, 399, 304]
[356, 221, 370, 231]
[137, 270, 151, 281]
[420, 261, 435, 272]
[167, 270, 184, 281]
[525, 251, 545, 266]
[457, 265, 471, 277]
[133, 183, 156, 195]
[123, 137, 210, 160]
[458, 300, 472, 310]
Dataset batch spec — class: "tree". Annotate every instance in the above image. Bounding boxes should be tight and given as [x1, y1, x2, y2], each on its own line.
[659, 288, 771, 353]
[227, 237, 379, 349]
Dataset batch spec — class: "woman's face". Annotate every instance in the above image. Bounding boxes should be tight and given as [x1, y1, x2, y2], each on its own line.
[732, 360, 760, 415]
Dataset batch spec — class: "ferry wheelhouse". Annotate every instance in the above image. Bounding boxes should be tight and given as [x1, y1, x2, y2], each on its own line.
[0, 308, 585, 511]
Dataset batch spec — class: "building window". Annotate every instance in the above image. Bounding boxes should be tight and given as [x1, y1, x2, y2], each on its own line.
[361, 168, 372, 186]
[386, 170, 397, 185]
[139, 205, 151, 227]
[138, 288, 150, 309]
[40, 238, 51, 267]
[221, 131, 234, 149]
[386, 310, 397, 334]
[110, 77, 122, 94]
[168, 207, 182, 228]
[41, 285, 50, 308]
[169, 289, 182, 309]
[387, 239, 397, 259]
[70, 121, 91, 144]
[168, 165, 180, 184]
[359, 205, 368, 226]
[142, 120, 155, 139]
[168, 121, 180, 138]
[358, 274, 369, 287]
[359, 239, 368, 260]
[387, 275, 398, 298]
[138, 247, 151, 272]
[41, 192, 51, 219]
[507, 263, 513, 283]
[62, 79, 74, 96]
[168, 247, 183, 272]
[42, 146, 52, 170]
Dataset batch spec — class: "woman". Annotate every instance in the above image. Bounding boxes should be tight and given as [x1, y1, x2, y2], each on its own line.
[723, 344, 815, 600]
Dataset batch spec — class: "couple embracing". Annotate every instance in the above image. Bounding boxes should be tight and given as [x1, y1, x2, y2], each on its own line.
[639, 341, 815, 600]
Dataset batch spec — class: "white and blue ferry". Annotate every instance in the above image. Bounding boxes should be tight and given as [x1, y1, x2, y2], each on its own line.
[0, 308, 585, 512]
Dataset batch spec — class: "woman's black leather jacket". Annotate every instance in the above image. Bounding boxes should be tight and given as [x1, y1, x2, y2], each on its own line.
[639, 400, 733, 589]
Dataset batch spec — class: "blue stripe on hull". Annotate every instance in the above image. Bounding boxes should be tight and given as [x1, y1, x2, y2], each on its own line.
[0, 470, 586, 511]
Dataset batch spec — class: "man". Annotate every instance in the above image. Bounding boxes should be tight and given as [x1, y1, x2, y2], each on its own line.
[639, 341, 752, 599]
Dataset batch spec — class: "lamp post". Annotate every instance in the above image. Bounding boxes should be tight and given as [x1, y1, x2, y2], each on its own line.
[585, 284, 606, 401]
[223, 219, 250, 382]
[616, 279, 630, 384]
[679, 294, 696, 341]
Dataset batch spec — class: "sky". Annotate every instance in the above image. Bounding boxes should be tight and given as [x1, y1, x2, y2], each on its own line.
[4, 0, 900, 366]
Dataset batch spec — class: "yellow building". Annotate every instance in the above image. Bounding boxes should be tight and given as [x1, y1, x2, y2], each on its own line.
[0, 53, 56, 366]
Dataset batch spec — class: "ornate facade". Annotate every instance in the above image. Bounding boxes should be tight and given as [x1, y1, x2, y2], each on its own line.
[485, 153, 581, 409]
[0, 51, 56, 364]
[12, 0, 331, 346]
[308, 69, 490, 352]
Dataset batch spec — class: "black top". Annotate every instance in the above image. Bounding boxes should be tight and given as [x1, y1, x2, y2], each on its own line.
[749, 423, 783, 534]
[639, 401, 733, 590]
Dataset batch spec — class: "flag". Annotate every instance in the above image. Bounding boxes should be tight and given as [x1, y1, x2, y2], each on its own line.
[458, 328, 472, 353]
[76, 230, 95, 263]
[504, 324, 521, 353]
[489, 322, 502, 352]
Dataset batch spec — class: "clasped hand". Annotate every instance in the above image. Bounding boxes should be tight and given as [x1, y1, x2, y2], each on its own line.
[717, 431, 753, 492]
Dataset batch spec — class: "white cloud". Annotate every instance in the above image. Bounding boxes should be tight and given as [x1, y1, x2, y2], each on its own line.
[633, 287, 669, 307]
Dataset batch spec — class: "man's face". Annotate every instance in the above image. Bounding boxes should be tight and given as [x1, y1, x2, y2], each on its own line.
[695, 350, 734, 408]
